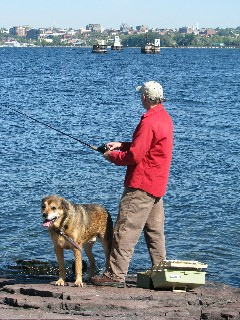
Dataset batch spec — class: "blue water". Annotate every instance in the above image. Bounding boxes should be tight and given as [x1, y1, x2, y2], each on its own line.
[0, 47, 239, 287]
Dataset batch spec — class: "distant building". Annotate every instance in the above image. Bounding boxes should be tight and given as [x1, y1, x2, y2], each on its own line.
[66, 29, 77, 36]
[71, 39, 84, 46]
[44, 28, 54, 36]
[26, 29, 39, 40]
[199, 28, 216, 37]
[179, 26, 194, 34]
[206, 28, 216, 37]
[106, 28, 119, 36]
[54, 28, 68, 36]
[3, 40, 21, 47]
[9, 26, 27, 36]
[0, 28, 9, 34]
[86, 24, 103, 33]
[38, 28, 46, 37]
[149, 28, 174, 35]
[120, 23, 132, 34]
[136, 25, 148, 33]
[77, 28, 92, 37]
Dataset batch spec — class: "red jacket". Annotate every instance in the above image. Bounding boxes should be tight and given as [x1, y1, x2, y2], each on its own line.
[109, 104, 173, 197]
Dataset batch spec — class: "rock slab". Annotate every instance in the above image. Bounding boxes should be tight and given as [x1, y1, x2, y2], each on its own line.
[0, 277, 240, 319]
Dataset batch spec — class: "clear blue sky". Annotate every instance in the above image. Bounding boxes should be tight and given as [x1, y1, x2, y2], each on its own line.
[0, 0, 239, 30]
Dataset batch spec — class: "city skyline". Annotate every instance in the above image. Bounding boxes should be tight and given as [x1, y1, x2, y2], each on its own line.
[0, 0, 239, 30]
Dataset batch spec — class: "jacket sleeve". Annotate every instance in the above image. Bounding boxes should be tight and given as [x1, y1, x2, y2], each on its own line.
[121, 142, 131, 151]
[109, 119, 153, 166]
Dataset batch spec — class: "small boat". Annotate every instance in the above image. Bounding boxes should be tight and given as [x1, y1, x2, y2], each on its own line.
[111, 36, 123, 51]
[141, 34, 160, 54]
[92, 40, 107, 53]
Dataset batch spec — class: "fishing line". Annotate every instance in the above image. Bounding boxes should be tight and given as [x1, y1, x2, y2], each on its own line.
[0, 104, 109, 154]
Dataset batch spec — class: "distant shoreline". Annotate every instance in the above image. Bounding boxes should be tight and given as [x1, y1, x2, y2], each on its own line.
[0, 45, 239, 49]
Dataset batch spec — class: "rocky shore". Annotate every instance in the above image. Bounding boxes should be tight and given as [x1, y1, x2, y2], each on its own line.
[0, 277, 240, 319]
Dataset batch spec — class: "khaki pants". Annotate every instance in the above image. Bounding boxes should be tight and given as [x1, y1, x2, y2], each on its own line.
[107, 187, 166, 281]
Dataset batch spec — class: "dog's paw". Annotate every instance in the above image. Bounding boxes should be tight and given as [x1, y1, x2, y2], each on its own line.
[55, 279, 65, 286]
[75, 279, 83, 287]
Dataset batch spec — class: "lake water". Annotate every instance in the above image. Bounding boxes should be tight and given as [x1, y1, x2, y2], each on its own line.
[0, 47, 239, 287]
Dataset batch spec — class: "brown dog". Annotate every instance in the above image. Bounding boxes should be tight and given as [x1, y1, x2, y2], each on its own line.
[41, 195, 113, 287]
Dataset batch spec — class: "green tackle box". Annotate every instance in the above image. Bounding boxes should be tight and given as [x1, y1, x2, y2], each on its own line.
[137, 260, 207, 292]
[137, 271, 154, 289]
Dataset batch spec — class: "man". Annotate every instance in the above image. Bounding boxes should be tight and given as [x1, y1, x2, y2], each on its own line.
[92, 81, 173, 287]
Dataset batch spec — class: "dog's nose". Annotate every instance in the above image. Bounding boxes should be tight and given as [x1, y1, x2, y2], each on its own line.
[42, 213, 48, 219]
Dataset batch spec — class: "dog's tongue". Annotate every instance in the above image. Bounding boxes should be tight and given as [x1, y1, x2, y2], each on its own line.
[42, 220, 52, 228]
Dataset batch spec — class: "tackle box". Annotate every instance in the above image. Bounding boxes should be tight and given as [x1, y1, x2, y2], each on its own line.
[137, 260, 208, 292]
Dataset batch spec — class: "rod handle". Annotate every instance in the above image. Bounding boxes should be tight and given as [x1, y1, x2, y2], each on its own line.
[96, 143, 110, 154]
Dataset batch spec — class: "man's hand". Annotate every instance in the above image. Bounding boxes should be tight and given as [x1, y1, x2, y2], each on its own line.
[103, 150, 112, 162]
[103, 141, 123, 162]
[107, 142, 122, 150]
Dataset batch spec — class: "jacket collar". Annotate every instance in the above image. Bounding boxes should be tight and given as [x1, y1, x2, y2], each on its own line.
[141, 104, 164, 119]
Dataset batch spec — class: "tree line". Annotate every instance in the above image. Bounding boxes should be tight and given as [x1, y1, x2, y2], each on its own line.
[1, 27, 240, 47]
[121, 29, 240, 47]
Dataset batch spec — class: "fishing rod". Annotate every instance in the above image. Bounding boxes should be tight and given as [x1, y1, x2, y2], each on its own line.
[0, 104, 109, 154]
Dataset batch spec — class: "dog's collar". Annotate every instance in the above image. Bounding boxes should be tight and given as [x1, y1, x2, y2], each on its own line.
[52, 225, 65, 235]
[52, 226, 82, 252]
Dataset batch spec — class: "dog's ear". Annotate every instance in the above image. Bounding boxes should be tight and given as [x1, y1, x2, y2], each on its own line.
[61, 199, 70, 213]
[41, 197, 47, 208]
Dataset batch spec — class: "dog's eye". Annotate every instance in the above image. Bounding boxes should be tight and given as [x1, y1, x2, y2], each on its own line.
[51, 206, 56, 211]
[42, 205, 46, 210]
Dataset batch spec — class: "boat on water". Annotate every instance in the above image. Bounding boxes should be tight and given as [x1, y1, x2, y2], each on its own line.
[111, 36, 123, 51]
[92, 40, 107, 53]
[141, 34, 161, 54]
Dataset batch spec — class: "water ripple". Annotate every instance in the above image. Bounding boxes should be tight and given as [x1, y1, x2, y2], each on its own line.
[0, 47, 239, 286]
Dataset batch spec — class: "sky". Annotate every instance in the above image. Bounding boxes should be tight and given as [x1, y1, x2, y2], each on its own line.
[0, 0, 239, 30]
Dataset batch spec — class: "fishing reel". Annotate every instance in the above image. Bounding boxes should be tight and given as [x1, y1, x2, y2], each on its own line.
[97, 143, 110, 154]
